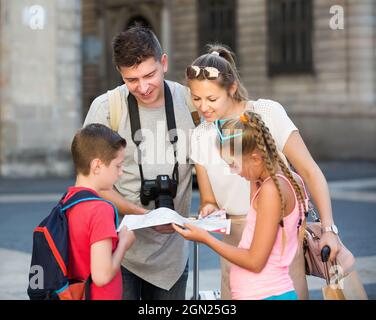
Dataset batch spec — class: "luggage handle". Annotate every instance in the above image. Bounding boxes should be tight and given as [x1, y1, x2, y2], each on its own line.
[193, 241, 200, 300]
[321, 245, 331, 263]
[321, 245, 331, 285]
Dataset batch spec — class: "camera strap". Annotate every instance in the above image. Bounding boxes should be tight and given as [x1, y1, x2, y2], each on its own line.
[127, 81, 179, 184]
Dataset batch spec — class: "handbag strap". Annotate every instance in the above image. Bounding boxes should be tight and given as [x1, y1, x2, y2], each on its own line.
[293, 173, 321, 222]
[292, 173, 309, 206]
[85, 275, 92, 300]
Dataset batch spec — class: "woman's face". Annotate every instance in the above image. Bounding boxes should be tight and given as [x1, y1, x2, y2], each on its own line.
[188, 79, 236, 122]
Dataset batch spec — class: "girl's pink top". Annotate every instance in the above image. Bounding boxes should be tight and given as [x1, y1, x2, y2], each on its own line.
[230, 174, 306, 300]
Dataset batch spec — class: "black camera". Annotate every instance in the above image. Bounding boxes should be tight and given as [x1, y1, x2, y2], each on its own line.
[140, 175, 177, 210]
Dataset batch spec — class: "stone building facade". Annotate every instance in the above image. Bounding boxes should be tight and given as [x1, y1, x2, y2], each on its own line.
[0, 0, 82, 176]
[0, 0, 375, 177]
[82, 0, 376, 161]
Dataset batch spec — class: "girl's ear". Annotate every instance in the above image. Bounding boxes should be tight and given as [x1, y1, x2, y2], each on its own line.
[229, 82, 238, 98]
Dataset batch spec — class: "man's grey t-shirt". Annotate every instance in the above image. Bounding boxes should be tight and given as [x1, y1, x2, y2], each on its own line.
[83, 81, 194, 290]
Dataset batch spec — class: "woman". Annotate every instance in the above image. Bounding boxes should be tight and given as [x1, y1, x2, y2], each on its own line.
[187, 45, 340, 300]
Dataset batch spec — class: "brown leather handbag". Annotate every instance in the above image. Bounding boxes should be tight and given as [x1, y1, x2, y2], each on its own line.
[303, 204, 355, 279]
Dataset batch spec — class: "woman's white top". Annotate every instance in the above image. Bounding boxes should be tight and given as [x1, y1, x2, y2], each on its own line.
[190, 99, 298, 215]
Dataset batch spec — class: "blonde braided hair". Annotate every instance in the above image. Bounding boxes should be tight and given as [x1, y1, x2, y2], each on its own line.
[221, 111, 307, 253]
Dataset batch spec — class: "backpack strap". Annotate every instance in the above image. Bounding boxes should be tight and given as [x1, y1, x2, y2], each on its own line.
[170, 80, 201, 127]
[61, 190, 119, 229]
[182, 85, 201, 127]
[291, 172, 309, 211]
[61, 190, 100, 211]
[107, 86, 124, 132]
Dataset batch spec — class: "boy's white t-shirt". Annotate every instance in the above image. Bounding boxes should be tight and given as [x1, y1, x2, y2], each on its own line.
[190, 99, 298, 216]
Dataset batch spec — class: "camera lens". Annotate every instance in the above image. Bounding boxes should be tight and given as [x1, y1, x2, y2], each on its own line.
[155, 195, 174, 210]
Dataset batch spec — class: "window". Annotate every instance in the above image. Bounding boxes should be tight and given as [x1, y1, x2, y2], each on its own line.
[267, 0, 313, 75]
[198, 0, 237, 55]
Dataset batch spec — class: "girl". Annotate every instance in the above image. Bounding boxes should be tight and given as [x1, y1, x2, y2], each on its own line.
[187, 45, 340, 299]
[174, 111, 307, 300]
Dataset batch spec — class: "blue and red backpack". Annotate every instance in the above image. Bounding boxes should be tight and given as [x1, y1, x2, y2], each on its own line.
[27, 190, 119, 300]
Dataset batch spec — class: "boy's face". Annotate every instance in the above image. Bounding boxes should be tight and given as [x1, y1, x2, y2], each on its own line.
[98, 148, 125, 190]
[118, 55, 168, 108]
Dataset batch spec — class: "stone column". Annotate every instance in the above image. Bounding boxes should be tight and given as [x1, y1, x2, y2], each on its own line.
[0, 0, 82, 177]
[161, 0, 172, 76]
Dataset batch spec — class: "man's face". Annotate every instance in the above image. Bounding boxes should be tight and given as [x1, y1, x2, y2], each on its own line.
[118, 55, 168, 108]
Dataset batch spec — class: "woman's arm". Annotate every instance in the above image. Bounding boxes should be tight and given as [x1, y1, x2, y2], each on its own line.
[90, 227, 135, 287]
[173, 180, 281, 273]
[283, 131, 340, 260]
[99, 189, 148, 216]
[195, 164, 220, 217]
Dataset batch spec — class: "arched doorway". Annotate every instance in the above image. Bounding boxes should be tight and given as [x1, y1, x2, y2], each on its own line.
[109, 15, 155, 86]
[81, 0, 163, 112]
[108, 10, 160, 88]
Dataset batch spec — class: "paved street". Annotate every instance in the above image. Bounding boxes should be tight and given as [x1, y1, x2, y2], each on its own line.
[0, 161, 376, 300]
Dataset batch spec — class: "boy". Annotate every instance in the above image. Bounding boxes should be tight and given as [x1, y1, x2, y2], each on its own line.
[66, 123, 135, 300]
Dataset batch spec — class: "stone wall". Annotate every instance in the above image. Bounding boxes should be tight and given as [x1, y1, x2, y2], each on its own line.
[0, 0, 82, 176]
[237, 0, 376, 159]
[77, 0, 376, 162]
[169, 0, 197, 84]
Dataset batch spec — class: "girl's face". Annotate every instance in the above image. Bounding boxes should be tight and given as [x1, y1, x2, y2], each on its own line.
[188, 79, 236, 122]
[223, 152, 264, 182]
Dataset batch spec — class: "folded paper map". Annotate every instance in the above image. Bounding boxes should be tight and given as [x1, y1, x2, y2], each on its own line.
[117, 208, 231, 235]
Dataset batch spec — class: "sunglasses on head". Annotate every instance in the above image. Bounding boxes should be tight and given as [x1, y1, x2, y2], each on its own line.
[215, 119, 243, 143]
[186, 66, 222, 80]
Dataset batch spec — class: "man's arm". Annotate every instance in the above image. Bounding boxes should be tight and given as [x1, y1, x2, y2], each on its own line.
[99, 189, 174, 233]
[98, 189, 147, 216]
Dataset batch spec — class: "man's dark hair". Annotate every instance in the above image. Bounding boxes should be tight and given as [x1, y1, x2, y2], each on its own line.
[71, 123, 126, 176]
[112, 26, 163, 68]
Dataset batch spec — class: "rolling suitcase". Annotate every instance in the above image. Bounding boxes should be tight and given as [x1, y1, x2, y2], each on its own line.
[192, 241, 221, 300]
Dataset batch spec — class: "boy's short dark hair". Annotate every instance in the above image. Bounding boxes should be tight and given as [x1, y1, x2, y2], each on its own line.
[112, 26, 163, 68]
[71, 123, 126, 176]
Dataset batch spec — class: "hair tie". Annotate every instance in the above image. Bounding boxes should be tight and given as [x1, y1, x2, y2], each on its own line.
[211, 51, 220, 56]
[239, 113, 249, 123]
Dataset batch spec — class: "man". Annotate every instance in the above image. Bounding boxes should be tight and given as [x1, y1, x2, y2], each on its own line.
[83, 27, 196, 300]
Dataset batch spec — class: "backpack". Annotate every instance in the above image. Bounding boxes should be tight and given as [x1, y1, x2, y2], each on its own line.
[27, 190, 119, 300]
[107, 82, 201, 132]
